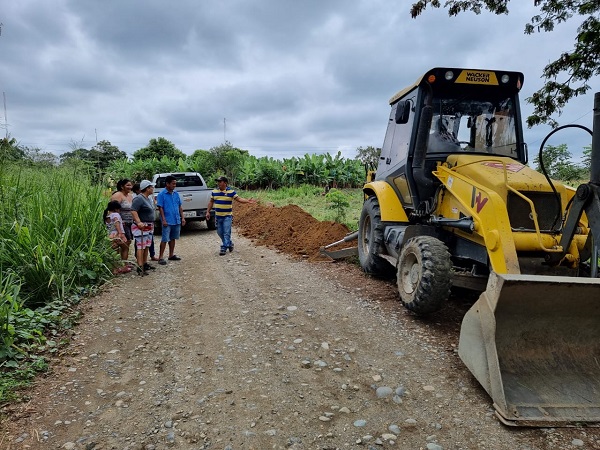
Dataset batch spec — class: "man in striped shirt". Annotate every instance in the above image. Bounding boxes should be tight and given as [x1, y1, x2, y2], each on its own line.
[205, 176, 256, 256]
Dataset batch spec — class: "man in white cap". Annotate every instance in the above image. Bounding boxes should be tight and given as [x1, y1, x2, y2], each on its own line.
[131, 180, 156, 275]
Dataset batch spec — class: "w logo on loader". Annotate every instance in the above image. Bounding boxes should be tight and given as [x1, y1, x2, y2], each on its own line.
[471, 187, 488, 213]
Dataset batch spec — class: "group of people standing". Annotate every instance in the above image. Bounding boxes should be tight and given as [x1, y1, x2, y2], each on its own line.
[104, 176, 186, 276]
[103, 174, 256, 275]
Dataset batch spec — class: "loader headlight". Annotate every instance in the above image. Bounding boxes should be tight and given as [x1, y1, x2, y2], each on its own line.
[501, 74, 510, 84]
[444, 70, 454, 81]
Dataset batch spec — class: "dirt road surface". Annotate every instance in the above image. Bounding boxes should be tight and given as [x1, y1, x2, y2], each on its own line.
[2, 203, 599, 449]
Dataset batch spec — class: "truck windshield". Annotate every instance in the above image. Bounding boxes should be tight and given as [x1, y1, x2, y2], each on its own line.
[155, 174, 204, 188]
[427, 95, 518, 157]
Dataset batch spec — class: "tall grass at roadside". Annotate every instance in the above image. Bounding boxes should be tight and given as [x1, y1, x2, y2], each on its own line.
[246, 185, 364, 231]
[0, 164, 117, 308]
[0, 272, 26, 363]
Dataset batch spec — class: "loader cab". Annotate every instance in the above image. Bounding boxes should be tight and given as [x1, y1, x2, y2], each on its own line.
[376, 68, 526, 211]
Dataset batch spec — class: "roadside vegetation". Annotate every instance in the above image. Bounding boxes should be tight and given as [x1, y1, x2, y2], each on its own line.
[0, 162, 118, 406]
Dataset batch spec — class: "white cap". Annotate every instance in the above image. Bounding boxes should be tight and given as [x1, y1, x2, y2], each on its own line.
[140, 180, 156, 190]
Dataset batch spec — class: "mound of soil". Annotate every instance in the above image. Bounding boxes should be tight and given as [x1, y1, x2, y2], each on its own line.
[233, 202, 354, 261]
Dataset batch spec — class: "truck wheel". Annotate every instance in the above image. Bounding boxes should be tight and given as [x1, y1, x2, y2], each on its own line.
[358, 196, 396, 278]
[206, 214, 216, 230]
[397, 236, 452, 314]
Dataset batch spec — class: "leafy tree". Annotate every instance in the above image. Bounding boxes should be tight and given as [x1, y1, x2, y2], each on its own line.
[60, 140, 126, 183]
[189, 149, 218, 176]
[60, 147, 89, 164]
[298, 153, 330, 186]
[340, 158, 366, 187]
[0, 136, 25, 162]
[280, 158, 301, 186]
[355, 146, 381, 170]
[237, 157, 258, 189]
[533, 143, 587, 181]
[23, 147, 58, 167]
[209, 141, 249, 185]
[256, 156, 282, 189]
[133, 137, 185, 161]
[324, 151, 344, 188]
[581, 145, 592, 171]
[91, 140, 127, 168]
[410, 1, 600, 127]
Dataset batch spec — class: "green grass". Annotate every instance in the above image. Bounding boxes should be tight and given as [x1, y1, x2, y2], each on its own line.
[245, 185, 363, 231]
[0, 164, 117, 308]
[0, 357, 48, 405]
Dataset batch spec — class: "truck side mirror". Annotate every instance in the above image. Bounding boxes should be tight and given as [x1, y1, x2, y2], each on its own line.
[395, 101, 411, 124]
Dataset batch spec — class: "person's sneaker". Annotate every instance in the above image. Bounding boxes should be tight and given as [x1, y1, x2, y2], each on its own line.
[228, 243, 234, 252]
[143, 263, 156, 271]
[158, 259, 167, 265]
[219, 249, 226, 256]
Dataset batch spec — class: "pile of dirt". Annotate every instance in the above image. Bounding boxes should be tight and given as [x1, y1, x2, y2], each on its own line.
[233, 202, 354, 261]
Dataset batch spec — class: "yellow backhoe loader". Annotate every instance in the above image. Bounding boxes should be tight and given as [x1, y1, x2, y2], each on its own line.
[326, 68, 600, 426]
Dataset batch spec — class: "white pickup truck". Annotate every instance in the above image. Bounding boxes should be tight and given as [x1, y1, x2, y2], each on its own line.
[151, 172, 216, 230]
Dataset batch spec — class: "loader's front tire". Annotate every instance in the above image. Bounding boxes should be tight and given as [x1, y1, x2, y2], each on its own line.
[397, 236, 452, 314]
[358, 196, 396, 279]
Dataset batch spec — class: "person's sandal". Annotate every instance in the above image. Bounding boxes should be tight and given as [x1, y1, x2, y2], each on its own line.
[168, 255, 181, 261]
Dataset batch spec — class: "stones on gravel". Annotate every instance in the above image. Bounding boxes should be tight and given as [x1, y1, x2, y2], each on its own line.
[375, 386, 394, 398]
[427, 444, 444, 450]
[388, 424, 401, 434]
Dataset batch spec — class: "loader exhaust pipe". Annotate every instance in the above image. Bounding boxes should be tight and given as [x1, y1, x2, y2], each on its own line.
[412, 84, 435, 202]
[591, 92, 600, 185]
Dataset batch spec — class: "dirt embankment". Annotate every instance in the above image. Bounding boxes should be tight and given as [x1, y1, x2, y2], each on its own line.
[233, 202, 354, 261]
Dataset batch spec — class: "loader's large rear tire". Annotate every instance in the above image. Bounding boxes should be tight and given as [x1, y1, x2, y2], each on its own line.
[358, 196, 396, 278]
[397, 236, 452, 314]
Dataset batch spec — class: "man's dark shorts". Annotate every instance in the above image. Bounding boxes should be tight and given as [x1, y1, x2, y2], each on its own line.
[161, 224, 181, 242]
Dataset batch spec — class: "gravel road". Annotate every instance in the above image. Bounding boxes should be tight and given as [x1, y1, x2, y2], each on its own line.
[2, 224, 599, 450]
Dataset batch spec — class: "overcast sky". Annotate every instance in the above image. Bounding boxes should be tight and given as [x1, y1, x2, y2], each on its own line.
[1, 1, 598, 161]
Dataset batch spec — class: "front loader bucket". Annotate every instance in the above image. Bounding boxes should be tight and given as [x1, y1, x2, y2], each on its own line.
[459, 272, 600, 426]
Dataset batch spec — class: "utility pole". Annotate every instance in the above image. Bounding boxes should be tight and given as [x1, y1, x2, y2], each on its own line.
[1, 25, 6, 138]
[3, 92, 7, 139]
[223, 118, 227, 142]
